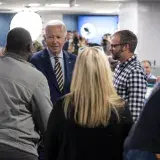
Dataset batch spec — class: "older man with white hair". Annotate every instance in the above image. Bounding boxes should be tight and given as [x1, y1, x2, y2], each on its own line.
[30, 20, 76, 105]
[30, 20, 76, 160]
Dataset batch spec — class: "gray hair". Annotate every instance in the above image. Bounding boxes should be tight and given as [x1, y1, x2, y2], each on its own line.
[44, 20, 67, 36]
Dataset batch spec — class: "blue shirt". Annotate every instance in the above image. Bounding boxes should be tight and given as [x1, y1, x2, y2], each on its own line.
[148, 73, 156, 79]
[48, 49, 65, 82]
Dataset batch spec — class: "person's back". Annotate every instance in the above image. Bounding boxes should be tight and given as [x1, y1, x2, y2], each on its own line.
[45, 46, 133, 160]
[0, 27, 52, 160]
[0, 54, 47, 152]
[46, 98, 132, 160]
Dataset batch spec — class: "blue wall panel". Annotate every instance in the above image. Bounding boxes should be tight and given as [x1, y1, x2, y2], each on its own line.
[63, 14, 78, 31]
[0, 13, 14, 47]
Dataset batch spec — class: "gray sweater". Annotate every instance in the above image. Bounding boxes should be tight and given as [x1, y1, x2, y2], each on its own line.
[0, 52, 52, 156]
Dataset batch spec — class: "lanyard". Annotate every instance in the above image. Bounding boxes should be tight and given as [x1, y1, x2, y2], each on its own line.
[114, 60, 133, 80]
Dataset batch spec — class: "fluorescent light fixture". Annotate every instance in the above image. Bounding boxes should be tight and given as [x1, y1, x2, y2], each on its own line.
[94, 0, 125, 2]
[93, 9, 119, 14]
[45, 4, 79, 7]
[28, 3, 40, 7]
[13, 8, 38, 12]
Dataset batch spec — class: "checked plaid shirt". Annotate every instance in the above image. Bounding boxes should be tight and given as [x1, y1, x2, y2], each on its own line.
[113, 55, 147, 121]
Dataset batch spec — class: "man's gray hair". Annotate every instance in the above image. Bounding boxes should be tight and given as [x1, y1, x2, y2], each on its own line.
[45, 20, 67, 36]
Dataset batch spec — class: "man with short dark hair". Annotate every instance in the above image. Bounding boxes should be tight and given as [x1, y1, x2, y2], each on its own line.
[110, 30, 147, 121]
[141, 60, 156, 79]
[63, 30, 73, 51]
[0, 27, 52, 160]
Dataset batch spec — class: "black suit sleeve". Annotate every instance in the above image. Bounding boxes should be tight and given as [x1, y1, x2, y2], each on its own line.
[120, 104, 133, 140]
[44, 99, 64, 160]
[30, 56, 39, 68]
[125, 83, 160, 153]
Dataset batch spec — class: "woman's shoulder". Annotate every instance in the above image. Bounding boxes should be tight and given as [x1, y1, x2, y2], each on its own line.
[117, 103, 133, 124]
[51, 96, 66, 116]
[53, 96, 73, 117]
[54, 96, 66, 108]
[110, 103, 133, 125]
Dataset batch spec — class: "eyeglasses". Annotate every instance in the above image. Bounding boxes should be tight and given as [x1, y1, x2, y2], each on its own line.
[110, 43, 125, 48]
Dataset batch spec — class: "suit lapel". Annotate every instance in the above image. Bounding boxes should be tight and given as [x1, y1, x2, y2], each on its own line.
[63, 51, 73, 92]
[40, 49, 59, 91]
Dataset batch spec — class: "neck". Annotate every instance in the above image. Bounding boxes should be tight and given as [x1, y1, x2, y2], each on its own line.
[120, 52, 133, 63]
[17, 54, 29, 61]
[48, 48, 61, 57]
[16, 52, 29, 61]
[6, 51, 29, 61]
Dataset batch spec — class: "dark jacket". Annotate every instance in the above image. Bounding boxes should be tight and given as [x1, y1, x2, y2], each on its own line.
[45, 97, 133, 160]
[124, 82, 160, 154]
[30, 49, 76, 105]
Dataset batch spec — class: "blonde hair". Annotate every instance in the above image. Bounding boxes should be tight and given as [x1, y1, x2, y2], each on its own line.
[64, 47, 125, 127]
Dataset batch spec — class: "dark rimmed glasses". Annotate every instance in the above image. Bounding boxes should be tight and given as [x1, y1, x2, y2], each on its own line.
[110, 43, 128, 48]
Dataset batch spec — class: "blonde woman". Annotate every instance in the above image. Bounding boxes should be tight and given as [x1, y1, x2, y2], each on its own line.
[45, 47, 133, 160]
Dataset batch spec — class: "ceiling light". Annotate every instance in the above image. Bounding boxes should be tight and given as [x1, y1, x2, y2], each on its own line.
[0, 2, 2, 5]
[28, 3, 40, 7]
[94, 0, 125, 2]
[93, 9, 119, 14]
[10, 11, 42, 41]
[45, 4, 79, 7]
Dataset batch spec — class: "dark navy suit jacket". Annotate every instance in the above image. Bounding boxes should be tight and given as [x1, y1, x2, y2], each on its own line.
[124, 82, 160, 154]
[30, 49, 76, 105]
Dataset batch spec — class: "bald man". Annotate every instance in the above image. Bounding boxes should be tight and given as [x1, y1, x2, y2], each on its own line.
[0, 27, 52, 160]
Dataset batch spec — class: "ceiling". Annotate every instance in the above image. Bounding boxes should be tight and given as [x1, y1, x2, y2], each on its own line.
[0, 0, 158, 14]
[0, 0, 133, 14]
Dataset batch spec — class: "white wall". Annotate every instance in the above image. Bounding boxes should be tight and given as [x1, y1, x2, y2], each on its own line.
[137, 2, 160, 66]
[118, 2, 139, 54]
[118, 2, 138, 35]
[38, 12, 63, 27]
[119, 1, 160, 67]
[36, 12, 63, 43]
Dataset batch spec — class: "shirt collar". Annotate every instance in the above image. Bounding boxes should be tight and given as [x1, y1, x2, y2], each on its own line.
[147, 73, 152, 78]
[4, 52, 33, 66]
[47, 48, 63, 59]
[147, 73, 156, 79]
[119, 54, 136, 68]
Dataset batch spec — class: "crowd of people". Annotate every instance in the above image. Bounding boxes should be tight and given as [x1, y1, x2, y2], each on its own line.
[0, 19, 159, 160]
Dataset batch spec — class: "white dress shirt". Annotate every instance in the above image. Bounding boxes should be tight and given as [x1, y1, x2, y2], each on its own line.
[48, 49, 65, 82]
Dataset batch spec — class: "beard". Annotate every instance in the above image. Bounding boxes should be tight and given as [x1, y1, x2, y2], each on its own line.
[112, 48, 124, 60]
[112, 52, 121, 60]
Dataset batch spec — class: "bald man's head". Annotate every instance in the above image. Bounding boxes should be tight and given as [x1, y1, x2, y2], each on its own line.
[6, 27, 32, 55]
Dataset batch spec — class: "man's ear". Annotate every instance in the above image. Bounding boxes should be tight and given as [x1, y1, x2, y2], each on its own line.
[43, 35, 46, 41]
[28, 43, 34, 54]
[126, 43, 130, 50]
[123, 43, 130, 51]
